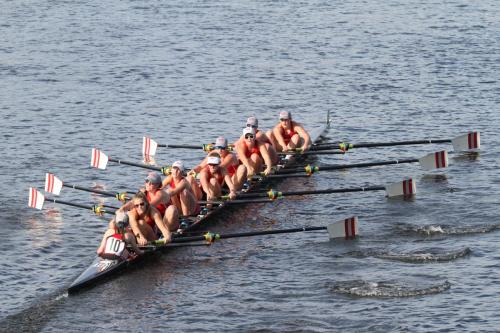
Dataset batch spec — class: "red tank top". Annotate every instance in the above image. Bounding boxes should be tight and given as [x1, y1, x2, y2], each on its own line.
[130, 208, 155, 228]
[146, 189, 168, 216]
[242, 141, 261, 158]
[281, 124, 296, 145]
[206, 167, 224, 185]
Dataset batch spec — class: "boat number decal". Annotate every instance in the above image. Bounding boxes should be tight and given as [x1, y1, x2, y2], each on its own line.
[104, 236, 126, 257]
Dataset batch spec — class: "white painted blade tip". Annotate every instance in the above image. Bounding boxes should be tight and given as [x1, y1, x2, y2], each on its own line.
[45, 173, 63, 195]
[452, 132, 480, 152]
[327, 216, 358, 240]
[91, 148, 109, 169]
[385, 178, 416, 197]
[28, 187, 45, 210]
[143, 137, 158, 157]
[419, 151, 448, 170]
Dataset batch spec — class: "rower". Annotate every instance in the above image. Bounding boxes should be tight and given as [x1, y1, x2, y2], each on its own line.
[269, 111, 311, 152]
[120, 172, 179, 234]
[189, 136, 247, 197]
[162, 160, 200, 217]
[126, 192, 173, 246]
[235, 127, 272, 176]
[245, 116, 279, 166]
[198, 152, 237, 202]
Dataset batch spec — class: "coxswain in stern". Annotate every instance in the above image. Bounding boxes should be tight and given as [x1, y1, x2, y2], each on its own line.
[162, 160, 200, 217]
[269, 111, 311, 152]
[235, 127, 268, 176]
[198, 152, 237, 202]
[245, 116, 279, 167]
[97, 211, 144, 257]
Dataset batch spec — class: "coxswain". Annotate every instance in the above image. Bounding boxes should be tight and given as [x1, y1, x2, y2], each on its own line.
[162, 160, 200, 216]
[97, 211, 144, 257]
[269, 111, 311, 152]
[198, 152, 237, 201]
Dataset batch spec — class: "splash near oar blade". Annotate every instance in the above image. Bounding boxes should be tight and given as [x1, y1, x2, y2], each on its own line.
[451, 132, 480, 152]
[45, 173, 63, 195]
[143, 137, 158, 157]
[385, 178, 416, 197]
[418, 151, 448, 170]
[327, 216, 358, 239]
[28, 187, 45, 210]
[91, 148, 109, 170]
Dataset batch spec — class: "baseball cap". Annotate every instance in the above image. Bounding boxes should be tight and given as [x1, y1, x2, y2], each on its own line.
[246, 116, 258, 127]
[242, 127, 256, 136]
[214, 136, 228, 148]
[279, 111, 291, 120]
[172, 160, 184, 172]
[145, 172, 162, 184]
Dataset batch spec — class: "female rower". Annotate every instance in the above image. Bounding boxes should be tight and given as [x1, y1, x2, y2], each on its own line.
[97, 211, 144, 257]
[188, 136, 247, 198]
[162, 160, 200, 216]
[120, 172, 179, 234]
[269, 111, 311, 152]
[245, 116, 279, 166]
[235, 127, 272, 176]
[198, 152, 237, 201]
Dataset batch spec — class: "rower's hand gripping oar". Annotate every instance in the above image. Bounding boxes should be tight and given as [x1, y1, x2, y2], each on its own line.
[272, 150, 449, 176]
[45, 173, 130, 202]
[143, 137, 235, 157]
[28, 187, 115, 216]
[91, 148, 177, 175]
[151, 216, 359, 246]
[312, 132, 480, 152]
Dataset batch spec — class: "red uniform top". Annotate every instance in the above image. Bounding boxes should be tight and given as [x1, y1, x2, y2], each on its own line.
[145, 189, 168, 216]
[242, 141, 261, 158]
[281, 124, 296, 145]
[206, 167, 225, 185]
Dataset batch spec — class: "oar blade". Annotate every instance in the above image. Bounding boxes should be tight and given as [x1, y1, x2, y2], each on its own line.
[143, 137, 158, 157]
[327, 216, 358, 240]
[418, 151, 448, 170]
[45, 173, 63, 195]
[28, 187, 45, 210]
[451, 132, 480, 152]
[385, 178, 416, 197]
[91, 148, 109, 170]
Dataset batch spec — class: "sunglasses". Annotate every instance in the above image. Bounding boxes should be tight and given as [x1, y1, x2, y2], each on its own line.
[208, 163, 219, 167]
[245, 134, 254, 139]
[134, 202, 146, 208]
[246, 124, 258, 128]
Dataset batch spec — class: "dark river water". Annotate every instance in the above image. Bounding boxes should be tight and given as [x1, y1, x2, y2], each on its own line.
[1, 0, 499, 332]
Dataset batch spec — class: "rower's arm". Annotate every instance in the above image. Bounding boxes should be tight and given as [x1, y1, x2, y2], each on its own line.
[258, 143, 273, 175]
[296, 125, 311, 151]
[273, 125, 287, 148]
[161, 175, 172, 189]
[127, 211, 146, 242]
[224, 173, 237, 199]
[167, 179, 187, 197]
[235, 141, 251, 168]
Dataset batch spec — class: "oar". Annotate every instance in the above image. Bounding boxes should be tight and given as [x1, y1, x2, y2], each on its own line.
[311, 132, 480, 152]
[143, 137, 235, 156]
[277, 150, 345, 156]
[91, 148, 177, 175]
[28, 187, 115, 216]
[269, 151, 449, 176]
[45, 173, 130, 202]
[234, 179, 416, 199]
[151, 216, 360, 245]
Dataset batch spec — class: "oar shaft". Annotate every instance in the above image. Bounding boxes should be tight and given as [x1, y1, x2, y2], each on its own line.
[160, 144, 201, 149]
[64, 183, 116, 198]
[108, 157, 161, 172]
[312, 139, 451, 150]
[239, 186, 386, 198]
[45, 198, 115, 215]
[172, 226, 327, 243]
[278, 158, 419, 174]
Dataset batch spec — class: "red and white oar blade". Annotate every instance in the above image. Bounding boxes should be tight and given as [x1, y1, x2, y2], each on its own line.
[451, 132, 480, 152]
[418, 151, 448, 170]
[385, 178, 416, 197]
[91, 148, 109, 170]
[143, 137, 158, 157]
[28, 187, 45, 210]
[327, 216, 358, 240]
[45, 173, 63, 195]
